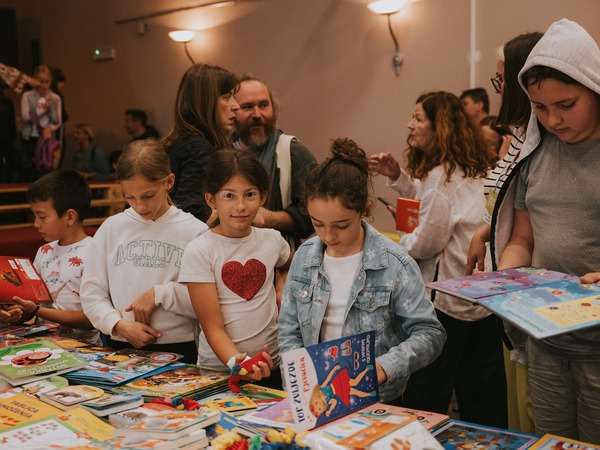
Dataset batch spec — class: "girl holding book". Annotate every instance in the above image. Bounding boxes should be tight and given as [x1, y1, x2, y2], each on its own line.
[81, 139, 207, 364]
[278, 138, 446, 404]
[179, 148, 291, 388]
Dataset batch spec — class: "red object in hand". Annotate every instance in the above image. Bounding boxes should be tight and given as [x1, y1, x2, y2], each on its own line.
[228, 352, 269, 393]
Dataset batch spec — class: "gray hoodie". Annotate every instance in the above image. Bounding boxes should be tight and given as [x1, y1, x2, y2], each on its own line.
[491, 18, 600, 362]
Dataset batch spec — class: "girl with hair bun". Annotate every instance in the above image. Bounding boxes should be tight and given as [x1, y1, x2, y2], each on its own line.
[278, 137, 446, 405]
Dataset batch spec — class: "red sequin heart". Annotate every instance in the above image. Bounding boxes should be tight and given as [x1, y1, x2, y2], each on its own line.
[222, 258, 267, 300]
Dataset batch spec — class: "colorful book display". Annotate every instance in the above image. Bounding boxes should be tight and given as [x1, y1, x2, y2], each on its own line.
[281, 330, 379, 431]
[81, 392, 144, 417]
[432, 419, 539, 450]
[0, 392, 61, 430]
[396, 197, 420, 233]
[64, 348, 182, 388]
[112, 363, 229, 398]
[427, 266, 600, 339]
[0, 340, 88, 386]
[0, 256, 51, 303]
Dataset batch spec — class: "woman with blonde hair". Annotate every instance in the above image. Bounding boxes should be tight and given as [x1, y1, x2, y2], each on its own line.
[370, 91, 505, 424]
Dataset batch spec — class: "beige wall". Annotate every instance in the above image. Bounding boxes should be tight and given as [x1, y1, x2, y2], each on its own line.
[3, 0, 599, 230]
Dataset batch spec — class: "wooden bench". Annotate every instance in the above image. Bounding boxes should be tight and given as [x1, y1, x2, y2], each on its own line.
[0, 182, 126, 260]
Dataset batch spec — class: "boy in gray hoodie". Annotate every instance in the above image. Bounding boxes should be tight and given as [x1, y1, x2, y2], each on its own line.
[493, 19, 600, 442]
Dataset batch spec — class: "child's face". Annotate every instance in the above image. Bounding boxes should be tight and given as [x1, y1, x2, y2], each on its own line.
[311, 390, 327, 415]
[307, 197, 365, 258]
[121, 174, 174, 221]
[34, 72, 51, 96]
[528, 79, 600, 145]
[30, 200, 68, 243]
[206, 175, 265, 238]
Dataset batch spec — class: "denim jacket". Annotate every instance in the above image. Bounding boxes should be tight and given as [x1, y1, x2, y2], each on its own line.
[278, 222, 446, 403]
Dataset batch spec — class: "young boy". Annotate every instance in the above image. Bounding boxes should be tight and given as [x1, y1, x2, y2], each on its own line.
[492, 19, 600, 442]
[0, 169, 99, 344]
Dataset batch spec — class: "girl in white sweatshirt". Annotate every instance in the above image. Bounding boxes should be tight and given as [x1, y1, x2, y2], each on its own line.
[81, 139, 208, 363]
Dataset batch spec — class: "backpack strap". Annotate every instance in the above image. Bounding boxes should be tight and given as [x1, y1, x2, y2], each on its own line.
[275, 134, 294, 209]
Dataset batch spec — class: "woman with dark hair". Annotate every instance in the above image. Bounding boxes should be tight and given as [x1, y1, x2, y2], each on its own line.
[370, 91, 505, 425]
[163, 63, 239, 223]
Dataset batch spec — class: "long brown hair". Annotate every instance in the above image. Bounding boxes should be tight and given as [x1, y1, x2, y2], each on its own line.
[406, 91, 497, 182]
[163, 64, 238, 150]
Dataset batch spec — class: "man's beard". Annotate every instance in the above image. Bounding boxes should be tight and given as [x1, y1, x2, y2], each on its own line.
[238, 117, 277, 150]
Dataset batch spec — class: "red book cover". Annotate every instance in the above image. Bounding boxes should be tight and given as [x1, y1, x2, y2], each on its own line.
[0, 256, 52, 303]
[396, 198, 420, 233]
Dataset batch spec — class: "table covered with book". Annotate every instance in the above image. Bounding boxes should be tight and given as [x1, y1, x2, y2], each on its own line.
[0, 326, 597, 449]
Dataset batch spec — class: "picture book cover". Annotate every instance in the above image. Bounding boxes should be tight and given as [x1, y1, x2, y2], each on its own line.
[239, 397, 296, 430]
[0, 392, 61, 430]
[0, 256, 51, 303]
[529, 433, 600, 450]
[0, 340, 88, 386]
[40, 385, 105, 409]
[427, 266, 577, 302]
[396, 197, 420, 234]
[205, 411, 244, 439]
[0, 323, 58, 339]
[100, 428, 209, 450]
[427, 267, 600, 339]
[0, 375, 68, 397]
[81, 392, 144, 417]
[205, 394, 258, 414]
[114, 409, 220, 440]
[361, 420, 444, 450]
[108, 403, 176, 428]
[240, 383, 288, 401]
[281, 330, 379, 431]
[304, 405, 415, 450]
[112, 363, 229, 398]
[322, 402, 448, 432]
[64, 348, 182, 388]
[0, 407, 114, 448]
[432, 419, 539, 450]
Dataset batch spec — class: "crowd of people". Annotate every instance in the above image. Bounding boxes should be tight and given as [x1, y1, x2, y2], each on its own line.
[1, 17, 599, 444]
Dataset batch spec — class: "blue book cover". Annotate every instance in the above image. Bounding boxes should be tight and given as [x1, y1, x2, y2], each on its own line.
[428, 267, 600, 339]
[433, 419, 539, 450]
[281, 331, 379, 432]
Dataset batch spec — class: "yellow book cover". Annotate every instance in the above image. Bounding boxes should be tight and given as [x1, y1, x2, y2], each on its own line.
[0, 392, 60, 429]
[59, 407, 114, 441]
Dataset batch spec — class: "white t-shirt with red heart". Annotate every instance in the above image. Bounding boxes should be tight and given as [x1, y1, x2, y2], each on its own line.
[179, 227, 290, 370]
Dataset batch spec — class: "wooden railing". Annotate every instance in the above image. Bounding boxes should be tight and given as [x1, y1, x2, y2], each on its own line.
[0, 181, 126, 230]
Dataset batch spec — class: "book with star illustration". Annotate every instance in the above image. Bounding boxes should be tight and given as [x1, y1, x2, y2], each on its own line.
[0, 256, 51, 303]
[427, 267, 600, 339]
[280, 330, 379, 432]
[0, 340, 89, 386]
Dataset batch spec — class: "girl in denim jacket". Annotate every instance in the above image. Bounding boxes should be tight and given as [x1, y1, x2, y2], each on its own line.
[278, 138, 446, 404]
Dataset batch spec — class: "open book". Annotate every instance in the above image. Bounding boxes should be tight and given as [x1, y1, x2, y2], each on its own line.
[0, 256, 51, 303]
[427, 267, 600, 339]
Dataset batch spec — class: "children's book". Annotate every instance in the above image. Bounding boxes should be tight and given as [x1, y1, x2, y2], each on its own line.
[205, 394, 258, 415]
[0, 374, 68, 396]
[427, 267, 600, 339]
[81, 392, 144, 417]
[40, 385, 106, 410]
[98, 428, 209, 449]
[108, 402, 176, 428]
[0, 406, 114, 448]
[205, 410, 245, 439]
[528, 433, 600, 450]
[303, 405, 416, 450]
[432, 419, 539, 450]
[113, 409, 220, 440]
[239, 397, 297, 430]
[240, 383, 288, 402]
[0, 392, 61, 430]
[281, 330, 379, 431]
[111, 363, 229, 398]
[0, 256, 52, 303]
[387, 405, 449, 430]
[0, 339, 89, 386]
[64, 348, 182, 388]
[396, 197, 420, 233]
[0, 323, 58, 339]
[354, 419, 444, 450]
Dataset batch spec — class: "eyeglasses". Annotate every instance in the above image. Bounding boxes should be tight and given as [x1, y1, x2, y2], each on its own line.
[490, 73, 504, 94]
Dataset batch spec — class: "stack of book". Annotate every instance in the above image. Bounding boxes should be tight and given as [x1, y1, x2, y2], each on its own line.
[109, 409, 221, 449]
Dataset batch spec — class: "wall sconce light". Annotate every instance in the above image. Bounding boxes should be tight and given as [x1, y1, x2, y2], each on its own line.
[168, 30, 197, 64]
[367, 0, 411, 76]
